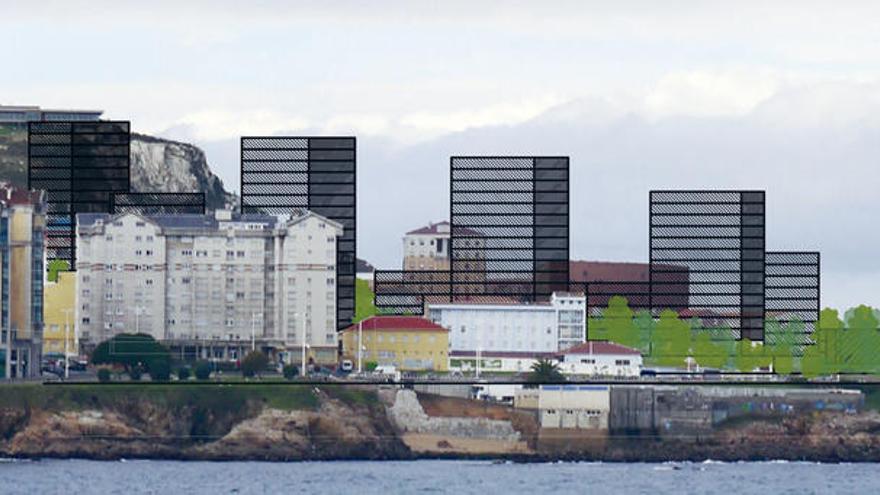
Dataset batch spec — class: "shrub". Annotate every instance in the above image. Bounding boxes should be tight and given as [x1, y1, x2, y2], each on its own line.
[97, 368, 111, 383]
[283, 364, 299, 380]
[194, 361, 212, 380]
[91, 333, 171, 376]
[241, 351, 269, 378]
[365, 361, 378, 372]
[129, 366, 143, 381]
[177, 366, 191, 381]
[149, 359, 171, 381]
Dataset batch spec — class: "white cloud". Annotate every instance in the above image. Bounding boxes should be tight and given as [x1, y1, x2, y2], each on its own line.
[168, 109, 310, 141]
[644, 69, 785, 119]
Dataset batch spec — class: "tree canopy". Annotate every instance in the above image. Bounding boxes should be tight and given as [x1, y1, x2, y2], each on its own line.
[90, 333, 171, 377]
[527, 358, 566, 383]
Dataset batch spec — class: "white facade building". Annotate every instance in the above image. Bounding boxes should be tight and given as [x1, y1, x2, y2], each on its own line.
[556, 341, 643, 377]
[427, 293, 586, 355]
[75, 209, 343, 363]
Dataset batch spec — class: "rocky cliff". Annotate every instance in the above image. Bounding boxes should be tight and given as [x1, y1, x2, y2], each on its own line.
[2, 384, 880, 462]
[129, 133, 235, 210]
[0, 125, 235, 210]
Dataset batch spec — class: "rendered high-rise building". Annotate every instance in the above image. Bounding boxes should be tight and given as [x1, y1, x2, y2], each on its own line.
[240, 137, 356, 329]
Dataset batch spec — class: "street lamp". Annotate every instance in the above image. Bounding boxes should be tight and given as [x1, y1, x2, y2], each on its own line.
[294, 311, 309, 376]
[250, 312, 262, 353]
[61, 308, 74, 379]
[357, 319, 363, 374]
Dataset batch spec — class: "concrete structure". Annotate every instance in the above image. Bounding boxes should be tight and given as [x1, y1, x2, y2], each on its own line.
[341, 316, 449, 372]
[428, 292, 586, 354]
[0, 184, 46, 379]
[537, 384, 611, 430]
[75, 209, 342, 364]
[0, 105, 102, 125]
[556, 341, 643, 377]
[42, 271, 76, 357]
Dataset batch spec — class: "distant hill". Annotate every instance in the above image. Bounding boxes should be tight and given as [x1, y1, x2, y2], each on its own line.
[0, 125, 236, 210]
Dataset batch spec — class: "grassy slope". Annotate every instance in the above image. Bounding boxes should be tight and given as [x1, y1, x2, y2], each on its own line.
[0, 383, 322, 412]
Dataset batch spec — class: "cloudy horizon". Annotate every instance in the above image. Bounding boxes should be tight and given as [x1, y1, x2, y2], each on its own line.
[4, 1, 879, 310]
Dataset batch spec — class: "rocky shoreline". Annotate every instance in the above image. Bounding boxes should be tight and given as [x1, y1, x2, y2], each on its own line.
[1, 384, 879, 463]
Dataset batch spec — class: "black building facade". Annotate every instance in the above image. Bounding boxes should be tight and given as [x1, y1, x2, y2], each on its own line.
[28, 121, 130, 268]
[110, 192, 206, 215]
[649, 190, 766, 340]
[240, 137, 356, 329]
[450, 156, 569, 301]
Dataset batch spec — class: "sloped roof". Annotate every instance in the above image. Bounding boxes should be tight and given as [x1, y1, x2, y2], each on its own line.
[342, 316, 449, 333]
[558, 341, 641, 356]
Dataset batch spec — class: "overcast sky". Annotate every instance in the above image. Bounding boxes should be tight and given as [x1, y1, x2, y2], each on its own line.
[4, 1, 880, 310]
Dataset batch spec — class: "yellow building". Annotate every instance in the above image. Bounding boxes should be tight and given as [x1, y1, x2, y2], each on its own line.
[42, 271, 77, 357]
[341, 316, 449, 372]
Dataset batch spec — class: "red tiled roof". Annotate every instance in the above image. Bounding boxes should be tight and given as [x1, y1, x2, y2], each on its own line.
[406, 221, 483, 237]
[342, 316, 449, 333]
[406, 221, 450, 235]
[558, 341, 641, 356]
[449, 350, 555, 359]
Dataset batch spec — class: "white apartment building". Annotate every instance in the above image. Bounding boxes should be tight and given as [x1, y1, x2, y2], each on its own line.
[427, 292, 587, 355]
[402, 221, 452, 270]
[75, 209, 343, 364]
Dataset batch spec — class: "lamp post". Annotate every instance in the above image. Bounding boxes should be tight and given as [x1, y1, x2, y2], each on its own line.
[295, 312, 309, 376]
[61, 308, 74, 379]
[250, 312, 261, 353]
[357, 319, 363, 374]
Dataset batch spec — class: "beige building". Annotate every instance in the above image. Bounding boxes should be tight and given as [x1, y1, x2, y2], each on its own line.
[42, 271, 77, 357]
[75, 209, 342, 364]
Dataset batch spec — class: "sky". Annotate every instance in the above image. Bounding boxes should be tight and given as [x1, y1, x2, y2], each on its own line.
[4, 1, 880, 310]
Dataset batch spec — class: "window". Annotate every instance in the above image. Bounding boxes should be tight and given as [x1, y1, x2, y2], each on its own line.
[146, 236, 153, 242]
[615, 359, 631, 366]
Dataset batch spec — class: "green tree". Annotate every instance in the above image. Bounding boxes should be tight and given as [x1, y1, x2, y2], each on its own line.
[241, 351, 269, 378]
[177, 366, 191, 381]
[354, 278, 380, 323]
[47, 259, 70, 283]
[149, 358, 171, 381]
[633, 310, 655, 354]
[97, 368, 111, 383]
[602, 296, 640, 349]
[194, 361, 212, 380]
[283, 364, 299, 380]
[765, 318, 798, 375]
[735, 339, 771, 372]
[802, 308, 844, 378]
[527, 358, 566, 383]
[842, 305, 880, 373]
[650, 310, 691, 368]
[692, 331, 728, 370]
[91, 333, 171, 376]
